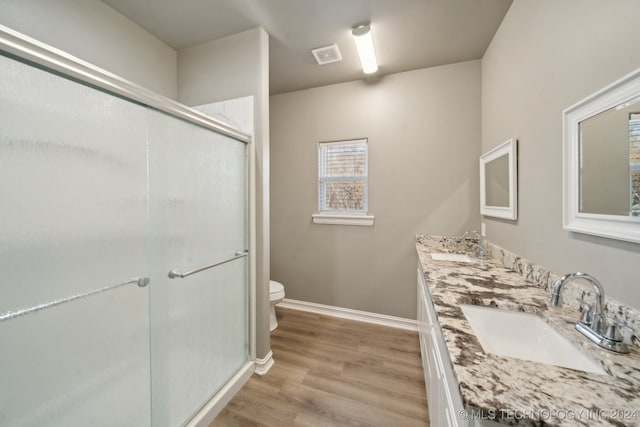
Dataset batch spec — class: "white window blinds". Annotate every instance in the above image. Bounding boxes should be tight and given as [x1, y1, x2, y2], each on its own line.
[318, 139, 368, 213]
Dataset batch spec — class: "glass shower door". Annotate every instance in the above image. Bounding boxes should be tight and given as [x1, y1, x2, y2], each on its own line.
[0, 54, 151, 426]
[147, 110, 249, 426]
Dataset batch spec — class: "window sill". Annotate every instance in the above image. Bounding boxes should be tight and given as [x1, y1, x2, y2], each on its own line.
[312, 213, 375, 226]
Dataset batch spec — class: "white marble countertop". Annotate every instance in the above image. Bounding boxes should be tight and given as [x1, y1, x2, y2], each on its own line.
[416, 235, 640, 426]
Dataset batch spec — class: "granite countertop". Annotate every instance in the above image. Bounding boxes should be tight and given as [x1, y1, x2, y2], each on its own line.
[416, 235, 640, 426]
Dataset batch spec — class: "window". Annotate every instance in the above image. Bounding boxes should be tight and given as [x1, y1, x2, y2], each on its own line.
[630, 113, 640, 215]
[313, 138, 374, 226]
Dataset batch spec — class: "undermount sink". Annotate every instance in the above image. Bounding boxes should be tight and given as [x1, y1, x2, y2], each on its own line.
[430, 253, 472, 263]
[460, 304, 607, 375]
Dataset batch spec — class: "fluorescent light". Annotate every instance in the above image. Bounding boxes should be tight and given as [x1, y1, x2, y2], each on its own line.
[352, 24, 378, 74]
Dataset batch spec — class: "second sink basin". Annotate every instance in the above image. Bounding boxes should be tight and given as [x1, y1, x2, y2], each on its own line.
[460, 304, 607, 375]
[431, 253, 472, 262]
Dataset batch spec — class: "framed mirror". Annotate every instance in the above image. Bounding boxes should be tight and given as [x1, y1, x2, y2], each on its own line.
[480, 138, 518, 220]
[563, 68, 640, 244]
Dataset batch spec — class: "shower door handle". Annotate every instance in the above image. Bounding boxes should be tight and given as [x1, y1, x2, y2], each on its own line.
[0, 276, 149, 322]
[168, 250, 248, 279]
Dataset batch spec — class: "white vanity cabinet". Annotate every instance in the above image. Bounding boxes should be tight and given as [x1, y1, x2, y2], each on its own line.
[417, 266, 502, 427]
[417, 266, 467, 427]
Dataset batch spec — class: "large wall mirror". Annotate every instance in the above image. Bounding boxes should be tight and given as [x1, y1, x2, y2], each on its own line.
[563, 67, 640, 243]
[480, 138, 517, 220]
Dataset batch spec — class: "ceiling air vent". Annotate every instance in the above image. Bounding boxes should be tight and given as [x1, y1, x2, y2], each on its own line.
[311, 44, 342, 65]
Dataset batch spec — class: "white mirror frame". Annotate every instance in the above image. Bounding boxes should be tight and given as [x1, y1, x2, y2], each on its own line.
[563, 68, 640, 244]
[480, 138, 518, 220]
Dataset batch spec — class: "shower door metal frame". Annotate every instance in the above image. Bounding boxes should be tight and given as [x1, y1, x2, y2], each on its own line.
[0, 23, 257, 426]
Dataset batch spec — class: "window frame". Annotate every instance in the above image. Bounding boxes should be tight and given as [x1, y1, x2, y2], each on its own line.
[313, 138, 374, 226]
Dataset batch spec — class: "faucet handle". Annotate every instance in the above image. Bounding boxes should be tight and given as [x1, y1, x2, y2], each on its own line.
[603, 322, 624, 342]
[476, 243, 485, 259]
[579, 303, 593, 324]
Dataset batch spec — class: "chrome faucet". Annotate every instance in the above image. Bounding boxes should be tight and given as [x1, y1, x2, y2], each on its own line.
[550, 272, 628, 353]
[461, 230, 485, 259]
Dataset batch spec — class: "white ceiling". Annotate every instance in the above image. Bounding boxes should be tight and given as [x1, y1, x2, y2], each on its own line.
[101, 0, 512, 95]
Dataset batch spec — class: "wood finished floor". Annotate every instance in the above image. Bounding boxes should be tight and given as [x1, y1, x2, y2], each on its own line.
[211, 307, 429, 427]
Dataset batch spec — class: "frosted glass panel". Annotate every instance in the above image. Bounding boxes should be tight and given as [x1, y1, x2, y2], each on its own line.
[1, 48, 249, 427]
[0, 284, 150, 427]
[0, 54, 150, 426]
[148, 109, 248, 426]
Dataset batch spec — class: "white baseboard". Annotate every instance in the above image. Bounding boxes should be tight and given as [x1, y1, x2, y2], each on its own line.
[186, 361, 254, 427]
[278, 298, 418, 331]
[254, 350, 274, 376]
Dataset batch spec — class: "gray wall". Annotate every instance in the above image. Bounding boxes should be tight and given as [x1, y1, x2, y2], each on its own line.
[270, 60, 481, 319]
[178, 29, 264, 105]
[178, 28, 271, 359]
[482, 0, 640, 308]
[0, 0, 177, 98]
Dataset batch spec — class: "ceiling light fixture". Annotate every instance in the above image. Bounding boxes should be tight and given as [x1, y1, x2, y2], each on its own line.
[352, 24, 378, 74]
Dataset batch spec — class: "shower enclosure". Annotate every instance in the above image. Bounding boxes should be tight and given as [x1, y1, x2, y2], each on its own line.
[0, 26, 255, 426]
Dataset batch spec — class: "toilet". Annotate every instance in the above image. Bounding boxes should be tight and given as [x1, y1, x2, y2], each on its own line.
[269, 280, 285, 331]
